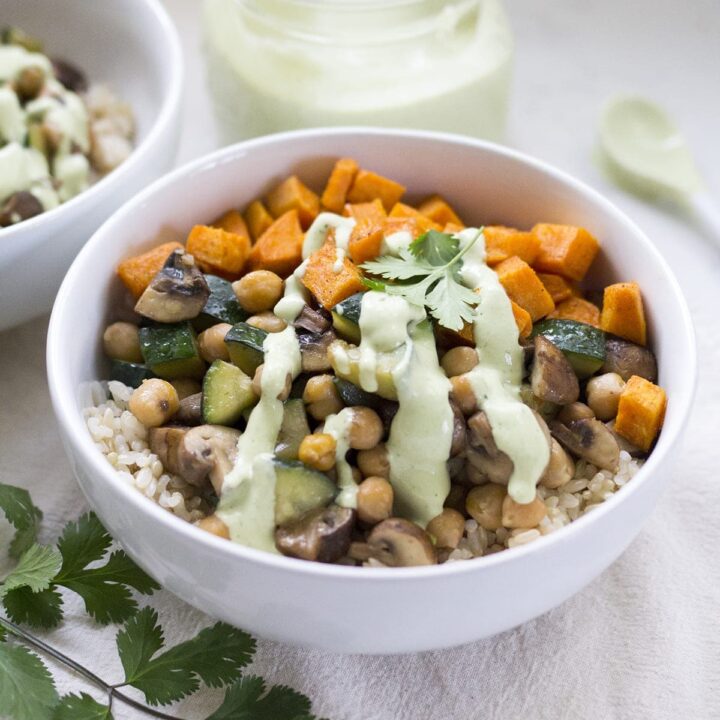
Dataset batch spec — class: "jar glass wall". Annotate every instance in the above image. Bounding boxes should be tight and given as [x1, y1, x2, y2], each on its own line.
[204, 0, 514, 142]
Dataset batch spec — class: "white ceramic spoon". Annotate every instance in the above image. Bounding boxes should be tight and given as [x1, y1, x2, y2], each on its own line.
[599, 96, 720, 247]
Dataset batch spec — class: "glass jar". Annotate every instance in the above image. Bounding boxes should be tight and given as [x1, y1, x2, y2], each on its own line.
[203, 0, 514, 142]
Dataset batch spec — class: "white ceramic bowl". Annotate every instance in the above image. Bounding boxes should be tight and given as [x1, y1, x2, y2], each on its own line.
[47, 129, 696, 654]
[0, 0, 182, 331]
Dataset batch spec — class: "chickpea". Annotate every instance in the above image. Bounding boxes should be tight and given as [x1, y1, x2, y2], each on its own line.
[15, 66, 44, 101]
[232, 270, 284, 313]
[557, 402, 595, 424]
[450, 375, 477, 416]
[586, 372, 625, 421]
[198, 323, 232, 363]
[128, 379, 179, 428]
[357, 444, 389, 478]
[298, 433, 337, 471]
[441, 347, 479, 377]
[246, 311, 287, 333]
[252, 364, 291, 400]
[347, 407, 384, 450]
[427, 508, 465, 549]
[170, 378, 202, 400]
[303, 375, 343, 421]
[196, 514, 230, 540]
[540, 438, 575, 489]
[356, 476, 394, 525]
[103, 321, 142, 363]
[466, 484, 506, 530]
[501, 493, 546, 529]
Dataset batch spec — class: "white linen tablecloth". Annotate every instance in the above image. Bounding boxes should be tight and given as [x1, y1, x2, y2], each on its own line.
[1, 1, 718, 717]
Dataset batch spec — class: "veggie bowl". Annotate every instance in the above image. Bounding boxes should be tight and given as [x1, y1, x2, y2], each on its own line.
[48, 129, 695, 653]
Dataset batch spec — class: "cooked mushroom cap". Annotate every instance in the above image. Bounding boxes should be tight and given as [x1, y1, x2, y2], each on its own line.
[298, 330, 336, 372]
[531, 335, 580, 405]
[134, 249, 209, 322]
[602, 337, 657, 382]
[175, 392, 203, 426]
[549, 418, 620, 472]
[275, 505, 355, 563]
[148, 426, 189, 475]
[177, 424, 240, 493]
[367, 518, 437, 567]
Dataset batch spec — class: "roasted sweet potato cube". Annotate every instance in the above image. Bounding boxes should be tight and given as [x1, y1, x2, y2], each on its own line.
[321, 158, 359, 213]
[346, 169, 405, 211]
[383, 216, 436, 240]
[600, 281, 647, 345]
[186, 225, 251, 279]
[494, 256, 555, 321]
[532, 223, 600, 281]
[389, 202, 442, 230]
[537, 273, 573, 304]
[212, 209, 250, 239]
[444, 222, 466, 235]
[348, 218, 385, 264]
[549, 296, 601, 327]
[510, 300, 532, 339]
[247, 209, 304, 277]
[343, 199, 387, 223]
[117, 241, 183, 298]
[484, 226, 541, 266]
[244, 200, 274, 241]
[266, 175, 320, 229]
[301, 240, 366, 309]
[615, 375, 667, 451]
[418, 195, 464, 227]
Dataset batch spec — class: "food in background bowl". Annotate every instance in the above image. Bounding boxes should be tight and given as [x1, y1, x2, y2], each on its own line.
[86, 158, 668, 567]
[0, 27, 134, 227]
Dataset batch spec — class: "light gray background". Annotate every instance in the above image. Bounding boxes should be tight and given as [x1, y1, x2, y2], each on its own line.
[1, 1, 718, 718]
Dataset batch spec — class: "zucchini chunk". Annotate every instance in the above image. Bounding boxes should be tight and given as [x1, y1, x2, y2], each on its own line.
[224, 322, 268, 376]
[275, 399, 311, 461]
[194, 274, 248, 331]
[202, 360, 256, 426]
[109, 360, 154, 388]
[274, 459, 336, 526]
[139, 322, 205, 379]
[327, 339, 402, 400]
[331, 292, 363, 343]
[532, 319, 605, 379]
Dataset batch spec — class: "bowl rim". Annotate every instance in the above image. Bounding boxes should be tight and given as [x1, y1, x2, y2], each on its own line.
[0, 0, 183, 247]
[47, 126, 698, 582]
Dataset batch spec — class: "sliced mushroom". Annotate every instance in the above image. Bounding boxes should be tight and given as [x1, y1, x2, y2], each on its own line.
[0, 191, 43, 226]
[531, 335, 579, 405]
[148, 426, 189, 475]
[366, 518, 436, 567]
[466, 410, 513, 484]
[549, 418, 620, 472]
[294, 305, 331, 334]
[450, 401, 467, 456]
[176, 392, 203, 426]
[134, 249, 209, 322]
[557, 401, 595, 424]
[446, 455, 466, 480]
[177, 424, 240, 493]
[275, 506, 355, 563]
[298, 330, 336, 372]
[602, 336, 657, 382]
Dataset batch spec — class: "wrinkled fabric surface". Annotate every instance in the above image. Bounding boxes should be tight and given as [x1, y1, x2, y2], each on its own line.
[0, 0, 718, 718]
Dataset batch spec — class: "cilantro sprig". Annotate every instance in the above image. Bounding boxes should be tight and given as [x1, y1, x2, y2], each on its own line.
[0, 484, 324, 720]
[361, 228, 484, 331]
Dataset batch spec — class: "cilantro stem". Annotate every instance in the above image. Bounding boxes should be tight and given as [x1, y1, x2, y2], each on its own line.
[0, 615, 187, 720]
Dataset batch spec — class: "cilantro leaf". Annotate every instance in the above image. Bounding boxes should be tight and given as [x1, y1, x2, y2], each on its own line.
[2, 586, 64, 628]
[0, 544, 62, 597]
[117, 607, 256, 706]
[53, 514, 159, 624]
[409, 229, 459, 265]
[0, 483, 43, 559]
[207, 675, 316, 720]
[0, 641, 58, 720]
[362, 228, 484, 331]
[54, 693, 113, 720]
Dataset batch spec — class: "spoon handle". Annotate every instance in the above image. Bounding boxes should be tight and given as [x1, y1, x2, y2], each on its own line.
[689, 192, 720, 249]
